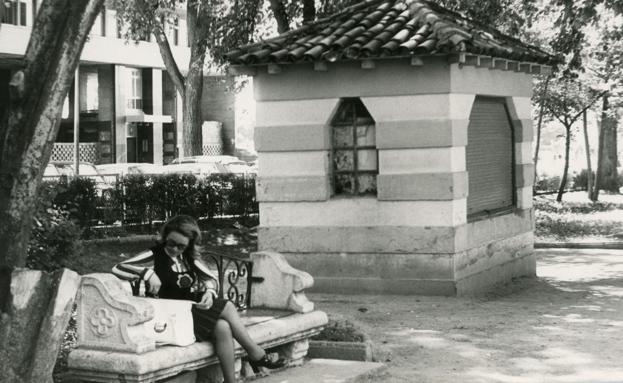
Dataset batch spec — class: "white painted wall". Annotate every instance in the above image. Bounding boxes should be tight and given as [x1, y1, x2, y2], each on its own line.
[260, 199, 467, 227]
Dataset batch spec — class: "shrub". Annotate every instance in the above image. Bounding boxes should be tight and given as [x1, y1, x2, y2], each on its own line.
[572, 169, 595, 191]
[311, 319, 366, 342]
[35, 172, 259, 235]
[53, 176, 99, 229]
[28, 182, 84, 271]
[535, 175, 561, 192]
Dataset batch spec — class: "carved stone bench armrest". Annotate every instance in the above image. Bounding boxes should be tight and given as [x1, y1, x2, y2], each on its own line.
[76, 273, 156, 354]
[250, 251, 314, 313]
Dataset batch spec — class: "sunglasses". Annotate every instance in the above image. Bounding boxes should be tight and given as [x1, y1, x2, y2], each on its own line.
[165, 240, 188, 251]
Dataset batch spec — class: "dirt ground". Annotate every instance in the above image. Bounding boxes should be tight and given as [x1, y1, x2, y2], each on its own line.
[310, 248, 623, 383]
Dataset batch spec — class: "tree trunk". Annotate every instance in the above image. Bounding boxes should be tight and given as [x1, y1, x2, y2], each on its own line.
[0, 269, 81, 382]
[592, 94, 619, 199]
[182, 73, 204, 156]
[583, 110, 593, 199]
[183, 2, 210, 156]
[533, 75, 550, 189]
[303, 0, 316, 24]
[0, 1, 104, 380]
[556, 124, 572, 202]
[591, 117, 604, 201]
[269, 0, 289, 33]
[597, 94, 619, 192]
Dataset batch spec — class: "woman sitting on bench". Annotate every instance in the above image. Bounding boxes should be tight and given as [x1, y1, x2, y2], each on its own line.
[112, 214, 285, 382]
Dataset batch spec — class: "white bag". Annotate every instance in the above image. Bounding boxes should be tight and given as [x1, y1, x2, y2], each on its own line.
[142, 298, 196, 347]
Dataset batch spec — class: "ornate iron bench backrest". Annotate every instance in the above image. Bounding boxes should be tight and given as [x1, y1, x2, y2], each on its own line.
[130, 250, 255, 311]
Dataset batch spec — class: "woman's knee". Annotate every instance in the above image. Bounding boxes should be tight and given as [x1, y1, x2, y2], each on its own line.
[221, 301, 237, 316]
[214, 319, 231, 337]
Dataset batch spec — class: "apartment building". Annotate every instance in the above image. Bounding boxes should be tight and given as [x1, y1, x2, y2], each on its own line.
[0, 0, 192, 165]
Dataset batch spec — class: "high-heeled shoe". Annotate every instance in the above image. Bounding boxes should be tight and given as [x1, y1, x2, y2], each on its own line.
[248, 351, 287, 373]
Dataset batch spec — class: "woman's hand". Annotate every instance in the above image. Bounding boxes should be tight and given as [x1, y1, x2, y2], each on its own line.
[198, 291, 214, 309]
[147, 273, 162, 295]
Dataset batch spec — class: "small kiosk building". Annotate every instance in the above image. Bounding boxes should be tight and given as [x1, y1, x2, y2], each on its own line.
[226, 0, 557, 295]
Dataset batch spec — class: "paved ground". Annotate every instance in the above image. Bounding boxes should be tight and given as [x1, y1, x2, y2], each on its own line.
[310, 248, 623, 383]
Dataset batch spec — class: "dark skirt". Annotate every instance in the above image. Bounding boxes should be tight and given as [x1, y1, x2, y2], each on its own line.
[191, 298, 228, 341]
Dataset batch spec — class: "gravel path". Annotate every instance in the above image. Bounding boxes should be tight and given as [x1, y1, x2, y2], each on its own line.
[311, 248, 623, 383]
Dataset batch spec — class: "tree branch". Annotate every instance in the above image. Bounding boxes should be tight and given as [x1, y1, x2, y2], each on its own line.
[153, 26, 186, 96]
[569, 90, 608, 124]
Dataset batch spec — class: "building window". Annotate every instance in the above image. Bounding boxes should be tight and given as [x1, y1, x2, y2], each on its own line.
[80, 70, 99, 113]
[331, 98, 377, 196]
[466, 96, 515, 219]
[2, 1, 27, 26]
[127, 68, 143, 110]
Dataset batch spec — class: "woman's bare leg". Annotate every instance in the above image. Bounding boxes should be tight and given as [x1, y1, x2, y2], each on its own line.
[213, 319, 236, 383]
[219, 301, 264, 360]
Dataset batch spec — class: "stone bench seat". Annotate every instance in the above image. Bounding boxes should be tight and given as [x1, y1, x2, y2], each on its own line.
[67, 251, 328, 383]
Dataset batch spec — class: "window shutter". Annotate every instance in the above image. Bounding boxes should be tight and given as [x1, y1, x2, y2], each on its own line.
[466, 97, 514, 216]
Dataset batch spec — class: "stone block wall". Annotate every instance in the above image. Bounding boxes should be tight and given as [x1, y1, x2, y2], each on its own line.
[254, 57, 535, 295]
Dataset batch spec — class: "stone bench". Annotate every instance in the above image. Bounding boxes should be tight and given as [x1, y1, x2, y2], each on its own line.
[67, 251, 329, 382]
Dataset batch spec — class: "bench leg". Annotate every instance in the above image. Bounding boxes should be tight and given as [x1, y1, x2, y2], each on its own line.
[276, 339, 309, 367]
[196, 358, 241, 383]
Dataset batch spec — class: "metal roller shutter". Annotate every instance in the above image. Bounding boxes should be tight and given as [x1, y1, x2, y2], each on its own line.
[466, 97, 515, 217]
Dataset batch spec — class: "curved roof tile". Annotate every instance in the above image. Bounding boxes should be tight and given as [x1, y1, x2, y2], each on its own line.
[224, 0, 557, 66]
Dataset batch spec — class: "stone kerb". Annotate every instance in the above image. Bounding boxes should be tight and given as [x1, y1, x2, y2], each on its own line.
[75, 273, 156, 354]
[250, 251, 315, 313]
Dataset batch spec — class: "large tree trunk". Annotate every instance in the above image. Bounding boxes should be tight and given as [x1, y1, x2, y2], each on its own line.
[0, 269, 81, 382]
[303, 0, 316, 24]
[269, 0, 290, 33]
[556, 124, 572, 202]
[597, 94, 619, 192]
[582, 110, 594, 199]
[592, 94, 619, 200]
[183, 72, 204, 156]
[182, 1, 211, 156]
[0, 1, 103, 380]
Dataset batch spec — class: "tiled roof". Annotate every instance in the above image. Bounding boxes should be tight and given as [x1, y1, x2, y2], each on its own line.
[225, 0, 556, 67]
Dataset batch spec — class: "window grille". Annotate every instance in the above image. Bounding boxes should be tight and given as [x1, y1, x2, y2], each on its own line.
[331, 98, 377, 196]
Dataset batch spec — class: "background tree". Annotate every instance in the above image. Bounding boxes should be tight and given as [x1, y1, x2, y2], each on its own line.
[539, 1, 622, 200]
[542, 77, 605, 201]
[115, 0, 262, 156]
[585, 9, 623, 199]
[0, 1, 104, 380]
[266, 0, 365, 35]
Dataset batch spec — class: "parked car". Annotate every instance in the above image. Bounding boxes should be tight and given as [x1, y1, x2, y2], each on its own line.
[167, 155, 253, 175]
[163, 162, 226, 176]
[43, 163, 62, 179]
[220, 161, 254, 175]
[96, 163, 165, 182]
[169, 155, 242, 166]
[46, 161, 113, 197]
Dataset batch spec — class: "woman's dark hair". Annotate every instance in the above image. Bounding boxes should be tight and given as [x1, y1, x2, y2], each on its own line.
[160, 215, 202, 259]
